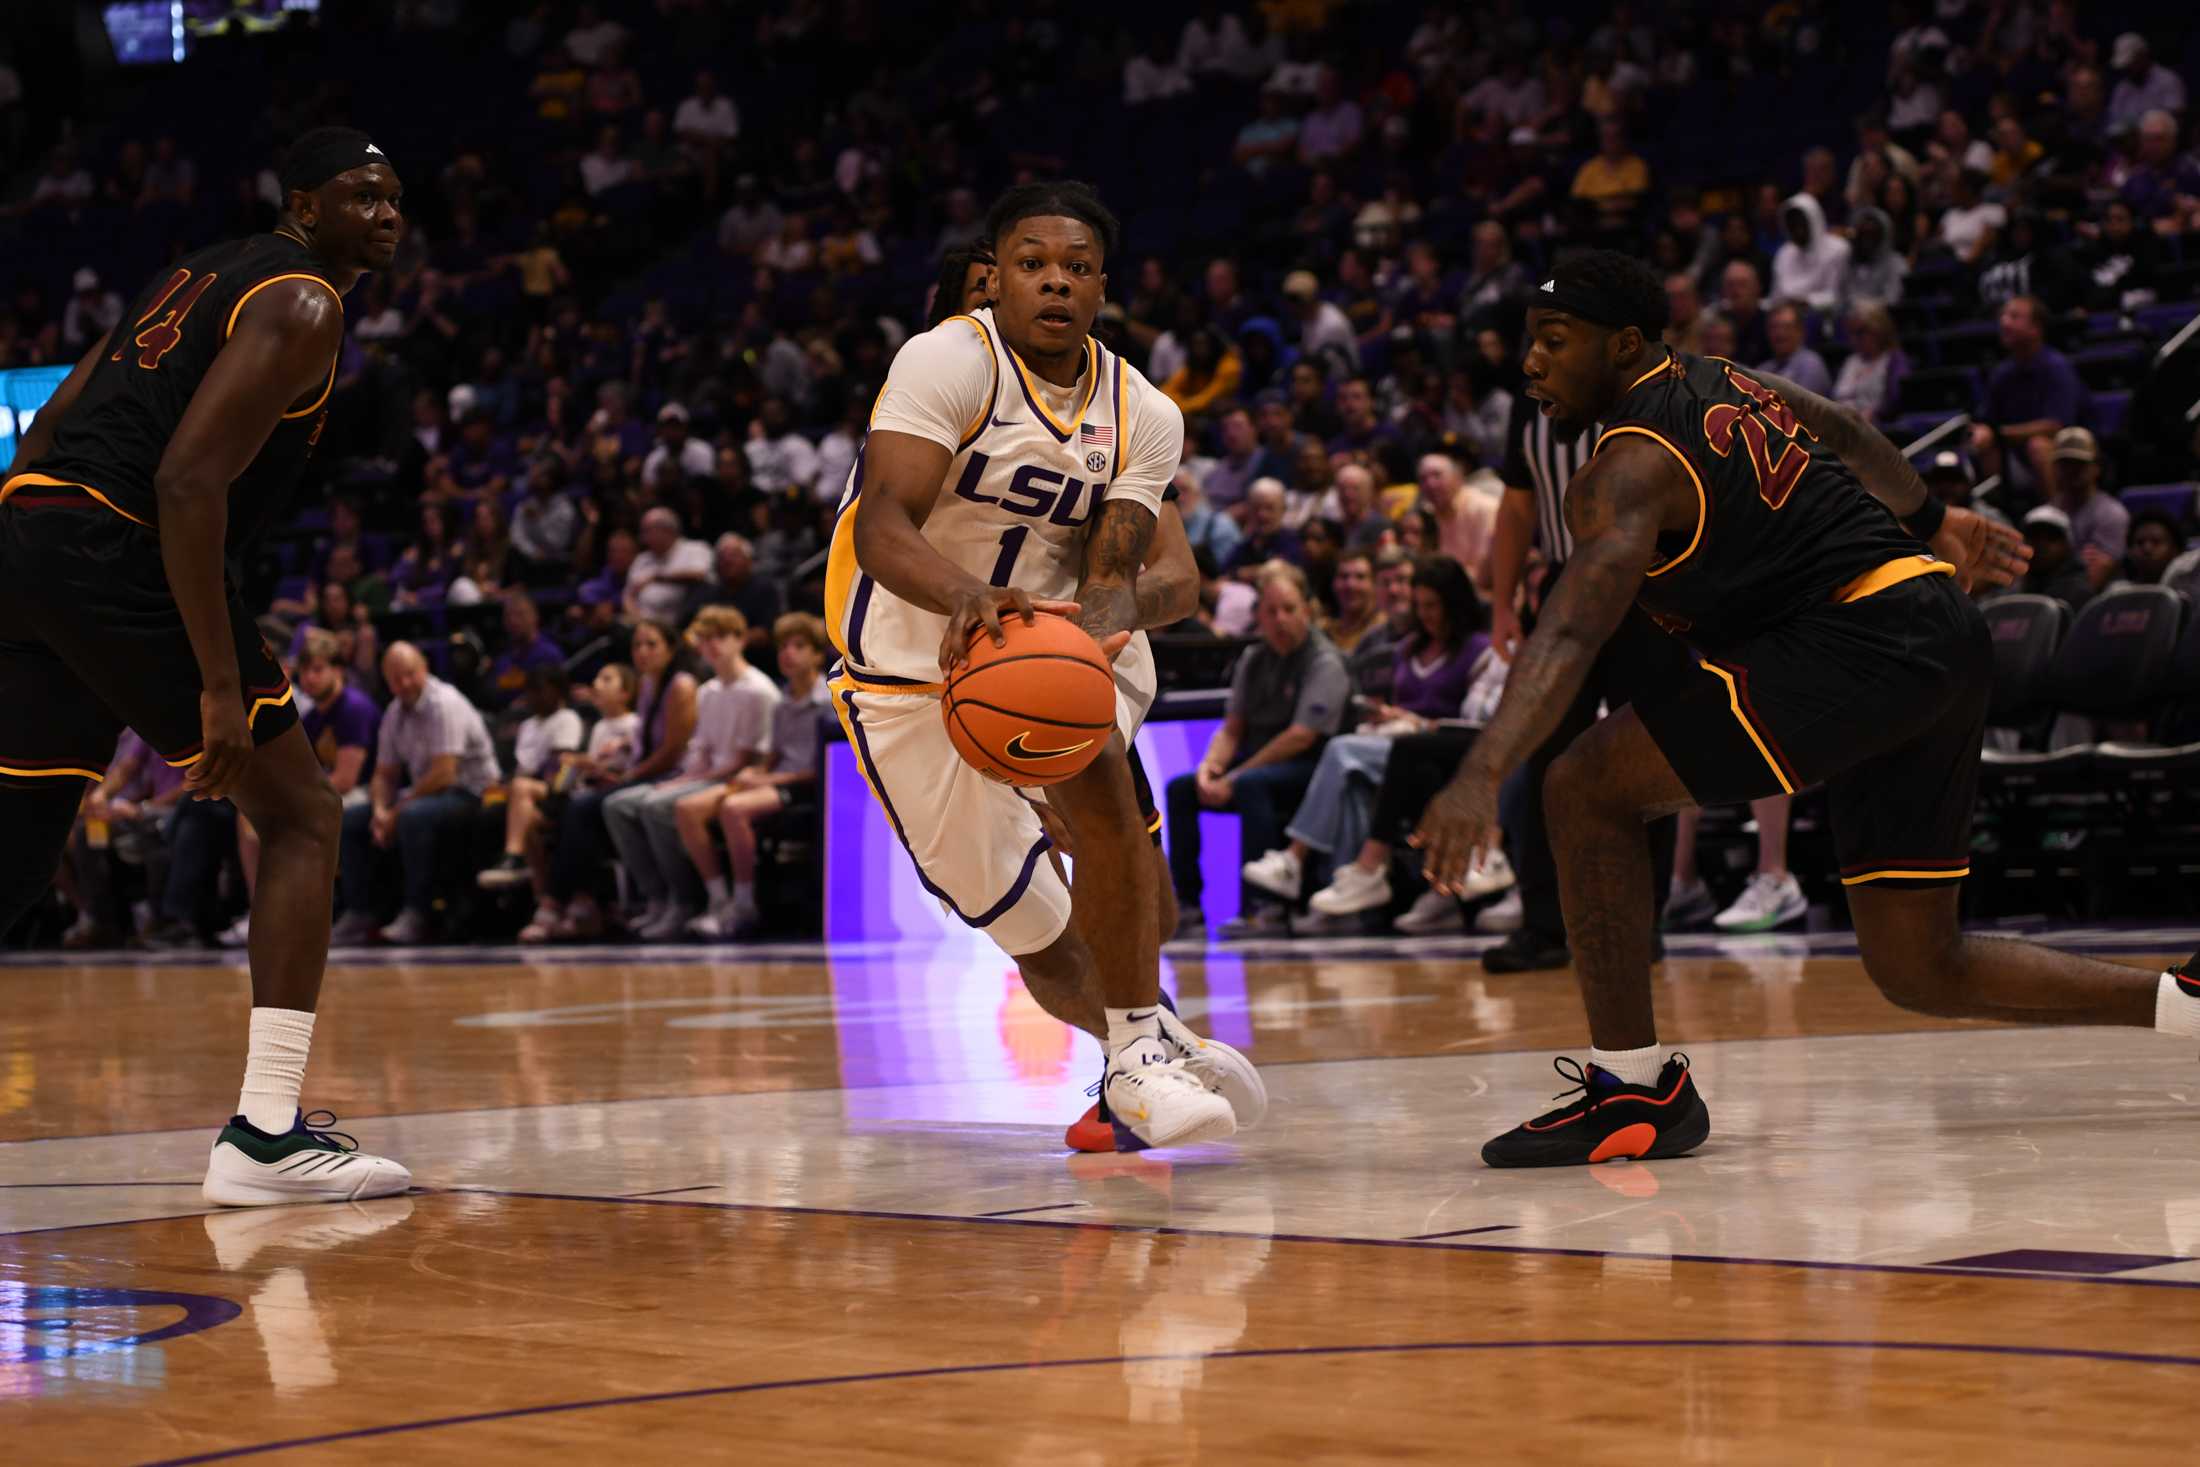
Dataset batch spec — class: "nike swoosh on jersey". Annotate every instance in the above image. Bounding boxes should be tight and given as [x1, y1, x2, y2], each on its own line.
[1004, 731, 1094, 761]
[990, 416, 1019, 428]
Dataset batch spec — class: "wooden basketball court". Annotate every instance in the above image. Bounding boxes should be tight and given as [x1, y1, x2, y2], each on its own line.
[6, 928, 2200, 1462]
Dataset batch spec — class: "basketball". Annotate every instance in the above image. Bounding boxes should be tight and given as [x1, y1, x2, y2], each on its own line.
[942, 612, 1116, 786]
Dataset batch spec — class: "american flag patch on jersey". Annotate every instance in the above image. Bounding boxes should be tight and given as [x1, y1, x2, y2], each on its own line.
[1079, 423, 1113, 447]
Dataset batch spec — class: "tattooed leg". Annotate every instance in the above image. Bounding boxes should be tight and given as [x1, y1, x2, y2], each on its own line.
[1541, 707, 1698, 1049]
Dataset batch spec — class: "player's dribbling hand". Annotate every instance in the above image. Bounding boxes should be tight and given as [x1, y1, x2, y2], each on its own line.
[1932, 505, 2032, 594]
[1409, 766, 1501, 897]
[939, 587, 1080, 672]
[186, 691, 252, 801]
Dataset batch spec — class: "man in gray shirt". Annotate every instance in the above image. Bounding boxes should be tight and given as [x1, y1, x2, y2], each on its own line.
[1164, 562, 1350, 937]
[333, 643, 501, 946]
[2048, 426, 2130, 593]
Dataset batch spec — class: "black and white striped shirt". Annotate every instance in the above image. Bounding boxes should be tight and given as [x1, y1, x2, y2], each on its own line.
[1499, 396, 1598, 566]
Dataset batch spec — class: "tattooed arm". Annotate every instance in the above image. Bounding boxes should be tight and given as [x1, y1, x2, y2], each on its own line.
[1075, 497, 1158, 653]
[1135, 501, 1199, 630]
[1746, 367, 1929, 518]
[1411, 437, 1679, 890]
[1750, 366, 2030, 592]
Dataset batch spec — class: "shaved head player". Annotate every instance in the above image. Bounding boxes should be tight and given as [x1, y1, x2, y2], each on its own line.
[0, 126, 411, 1204]
[1413, 249, 2200, 1168]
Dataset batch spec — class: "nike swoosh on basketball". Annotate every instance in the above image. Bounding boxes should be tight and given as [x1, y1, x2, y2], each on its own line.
[1004, 731, 1093, 761]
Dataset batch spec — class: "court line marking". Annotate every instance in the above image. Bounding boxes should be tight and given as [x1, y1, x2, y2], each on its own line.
[5, 1008, 2182, 1148]
[1405, 1224, 1517, 1240]
[0, 1180, 199, 1189]
[415, 1187, 2200, 1295]
[130, 1336, 2200, 1464]
[622, 1185, 721, 1198]
[11, 1185, 2196, 1298]
[977, 1202, 1087, 1217]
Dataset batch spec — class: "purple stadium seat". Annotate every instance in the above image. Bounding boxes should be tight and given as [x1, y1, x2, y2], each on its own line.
[2119, 483, 2195, 522]
[2089, 389, 2132, 438]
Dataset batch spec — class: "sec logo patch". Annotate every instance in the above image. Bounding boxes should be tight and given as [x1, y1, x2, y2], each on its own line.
[1086, 451, 1107, 473]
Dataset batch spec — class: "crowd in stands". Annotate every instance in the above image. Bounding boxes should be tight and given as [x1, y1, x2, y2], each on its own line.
[11, 0, 2200, 947]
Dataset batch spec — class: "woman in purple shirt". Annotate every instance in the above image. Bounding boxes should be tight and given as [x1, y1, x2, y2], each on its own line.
[1382, 556, 1489, 723]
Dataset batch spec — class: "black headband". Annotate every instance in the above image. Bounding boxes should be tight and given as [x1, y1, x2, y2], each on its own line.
[1532, 272, 1664, 335]
[280, 130, 389, 197]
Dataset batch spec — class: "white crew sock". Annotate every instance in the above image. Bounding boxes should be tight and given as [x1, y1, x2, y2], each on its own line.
[705, 876, 730, 908]
[238, 1007, 316, 1133]
[1589, 1043, 1665, 1088]
[2156, 971, 2200, 1037]
[1105, 1004, 1164, 1058]
[732, 880, 757, 915]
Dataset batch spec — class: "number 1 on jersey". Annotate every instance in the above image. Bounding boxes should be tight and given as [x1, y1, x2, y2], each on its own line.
[988, 525, 1029, 586]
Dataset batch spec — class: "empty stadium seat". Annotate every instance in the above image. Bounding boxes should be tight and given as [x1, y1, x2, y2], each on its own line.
[1981, 594, 2069, 731]
[2045, 584, 2188, 719]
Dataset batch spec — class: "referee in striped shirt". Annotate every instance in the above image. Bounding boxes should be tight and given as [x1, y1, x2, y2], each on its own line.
[1481, 395, 1691, 972]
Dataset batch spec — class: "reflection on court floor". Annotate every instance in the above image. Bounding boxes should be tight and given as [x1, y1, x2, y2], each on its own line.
[4, 929, 2199, 1462]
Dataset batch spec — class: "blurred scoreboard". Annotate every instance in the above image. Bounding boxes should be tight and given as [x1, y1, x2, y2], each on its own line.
[0, 365, 68, 470]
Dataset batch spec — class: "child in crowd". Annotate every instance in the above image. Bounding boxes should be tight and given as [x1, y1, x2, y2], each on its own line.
[605, 605, 780, 940]
[684, 612, 833, 938]
[513, 663, 639, 942]
[478, 665, 586, 891]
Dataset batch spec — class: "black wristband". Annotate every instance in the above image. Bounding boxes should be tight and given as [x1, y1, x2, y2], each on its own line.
[1903, 492, 1947, 542]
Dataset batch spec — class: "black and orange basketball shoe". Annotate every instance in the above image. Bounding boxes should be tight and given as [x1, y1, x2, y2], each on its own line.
[1481, 1054, 1711, 1168]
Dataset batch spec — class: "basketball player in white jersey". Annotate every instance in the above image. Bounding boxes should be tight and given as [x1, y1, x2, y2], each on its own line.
[828, 181, 1263, 1149]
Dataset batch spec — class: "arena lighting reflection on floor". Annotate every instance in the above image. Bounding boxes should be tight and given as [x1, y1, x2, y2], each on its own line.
[820, 936, 1253, 1125]
[825, 716, 1249, 945]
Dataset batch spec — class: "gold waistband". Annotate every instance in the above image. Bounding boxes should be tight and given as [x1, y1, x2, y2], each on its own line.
[1831, 555, 1954, 604]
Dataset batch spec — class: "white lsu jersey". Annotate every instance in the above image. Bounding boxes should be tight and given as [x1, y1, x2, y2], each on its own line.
[823, 307, 1184, 711]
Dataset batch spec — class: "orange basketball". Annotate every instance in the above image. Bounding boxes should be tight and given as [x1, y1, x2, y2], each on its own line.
[942, 613, 1116, 787]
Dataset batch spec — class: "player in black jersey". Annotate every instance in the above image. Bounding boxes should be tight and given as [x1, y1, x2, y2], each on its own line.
[0, 127, 411, 1204]
[1414, 250, 2200, 1167]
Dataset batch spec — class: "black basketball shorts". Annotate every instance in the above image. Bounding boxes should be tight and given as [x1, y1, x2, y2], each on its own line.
[1634, 561, 1990, 889]
[0, 482, 299, 786]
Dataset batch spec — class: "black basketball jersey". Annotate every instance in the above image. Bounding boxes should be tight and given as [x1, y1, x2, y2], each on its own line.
[1598, 352, 1923, 649]
[25, 231, 341, 554]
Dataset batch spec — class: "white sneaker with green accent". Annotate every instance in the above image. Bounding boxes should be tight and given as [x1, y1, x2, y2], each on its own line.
[1713, 872, 1807, 933]
[202, 1110, 412, 1207]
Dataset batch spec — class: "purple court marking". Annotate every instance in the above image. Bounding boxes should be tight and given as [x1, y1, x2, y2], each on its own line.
[1, 1284, 240, 1364]
[977, 1202, 1087, 1218]
[623, 1185, 721, 1198]
[400, 1187, 2200, 1296]
[1932, 1248, 2190, 1275]
[133, 1336, 2200, 1464]
[1405, 1225, 1517, 1240]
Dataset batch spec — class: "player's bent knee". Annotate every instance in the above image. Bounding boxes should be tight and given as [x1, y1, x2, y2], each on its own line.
[1852, 894, 1968, 1015]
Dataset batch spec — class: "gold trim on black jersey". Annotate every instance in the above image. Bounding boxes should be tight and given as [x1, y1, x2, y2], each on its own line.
[1596, 425, 1706, 578]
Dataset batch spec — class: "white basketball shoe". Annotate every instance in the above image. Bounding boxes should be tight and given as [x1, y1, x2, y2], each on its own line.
[1155, 1003, 1268, 1129]
[1102, 1041, 1237, 1150]
[202, 1110, 413, 1207]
